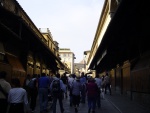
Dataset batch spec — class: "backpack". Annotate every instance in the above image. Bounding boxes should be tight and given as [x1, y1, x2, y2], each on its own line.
[27, 78, 36, 89]
[52, 79, 60, 95]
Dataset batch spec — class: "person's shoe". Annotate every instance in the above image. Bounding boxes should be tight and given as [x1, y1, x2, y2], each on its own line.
[61, 109, 65, 113]
[75, 108, 78, 113]
[70, 103, 72, 107]
[81, 101, 85, 103]
[98, 104, 101, 108]
[88, 108, 91, 113]
[44, 109, 48, 113]
[31, 110, 35, 113]
[92, 110, 95, 113]
[66, 95, 68, 98]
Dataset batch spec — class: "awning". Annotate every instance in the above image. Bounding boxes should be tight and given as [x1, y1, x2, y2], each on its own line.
[0, 6, 66, 72]
[89, 0, 149, 72]
[6, 53, 25, 72]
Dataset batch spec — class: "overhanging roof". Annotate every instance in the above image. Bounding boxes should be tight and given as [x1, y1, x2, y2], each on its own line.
[0, 6, 66, 71]
[89, 0, 149, 72]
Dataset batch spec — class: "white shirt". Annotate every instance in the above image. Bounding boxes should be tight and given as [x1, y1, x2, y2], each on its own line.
[8, 88, 28, 105]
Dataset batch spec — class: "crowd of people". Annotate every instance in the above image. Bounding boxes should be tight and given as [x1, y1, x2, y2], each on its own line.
[0, 71, 111, 113]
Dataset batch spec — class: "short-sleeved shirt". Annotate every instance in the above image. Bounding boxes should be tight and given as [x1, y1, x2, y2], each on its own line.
[38, 76, 50, 88]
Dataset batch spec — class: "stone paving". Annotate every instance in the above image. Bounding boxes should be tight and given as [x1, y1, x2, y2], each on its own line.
[33, 93, 121, 113]
[105, 93, 150, 113]
[30, 89, 150, 113]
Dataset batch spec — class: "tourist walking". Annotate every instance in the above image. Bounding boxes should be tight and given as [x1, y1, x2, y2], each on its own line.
[104, 73, 111, 95]
[0, 71, 11, 113]
[71, 76, 82, 113]
[23, 74, 31, 101]
[38, 73, 50, 113]
[95, 74, 102, 108]
[28, 74, 38, 112]
[101, 76, 105, 99]
[7, 78, 29, 113]
[80, 72, 87, 103]
[86, 77, 99, 113]
[50, 73, 65, 113]
[68, 74, 75, 106]
[68, 74, 76, 106]
[61, 72, 68, 98]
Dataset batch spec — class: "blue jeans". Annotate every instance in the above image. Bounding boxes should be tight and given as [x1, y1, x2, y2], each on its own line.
[96, 89, 101, 107]
[52, 96, 64, 113]
[38, 88, 48, 112]
[70, 95, 73, 105]
[81, 84, 86, 103]
[81, 90, 86, 103]
[87, 96, 97, 110]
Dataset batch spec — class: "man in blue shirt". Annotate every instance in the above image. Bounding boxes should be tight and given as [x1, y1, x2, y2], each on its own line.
[38, 73, 50, 113]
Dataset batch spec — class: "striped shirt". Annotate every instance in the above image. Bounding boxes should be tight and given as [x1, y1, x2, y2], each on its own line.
[8, 88, 28, 105]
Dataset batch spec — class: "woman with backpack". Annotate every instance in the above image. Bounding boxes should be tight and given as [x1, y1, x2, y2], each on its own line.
[50, 73, 66, 113]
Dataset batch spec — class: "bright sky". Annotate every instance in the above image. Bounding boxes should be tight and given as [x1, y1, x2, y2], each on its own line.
[17, 0, 104, 63]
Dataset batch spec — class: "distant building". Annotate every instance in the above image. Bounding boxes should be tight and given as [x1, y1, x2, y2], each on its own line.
[84, 50, 91, 73]
[59, 48, 76, 74]
[39, 28, 66, 73]
[39, 28, 59, 58]
[74, 62, 85, 76]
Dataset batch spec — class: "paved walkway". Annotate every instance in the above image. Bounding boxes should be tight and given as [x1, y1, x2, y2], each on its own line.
[32, 91, 150, 113]
[105, 92, 150, 113]
[34, 93, 120, 113]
